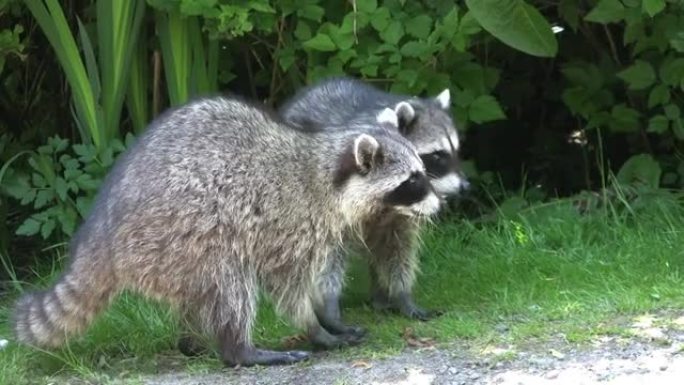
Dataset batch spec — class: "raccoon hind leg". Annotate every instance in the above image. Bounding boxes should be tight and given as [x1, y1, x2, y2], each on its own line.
[206, 266, 309, 367]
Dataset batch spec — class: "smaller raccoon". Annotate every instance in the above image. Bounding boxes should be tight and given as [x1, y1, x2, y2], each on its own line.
[12, 96, 439, 367]
[280, 77, 467, 329]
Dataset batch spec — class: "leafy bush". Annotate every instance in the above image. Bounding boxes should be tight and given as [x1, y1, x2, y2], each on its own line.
[2, 0, 684, 269]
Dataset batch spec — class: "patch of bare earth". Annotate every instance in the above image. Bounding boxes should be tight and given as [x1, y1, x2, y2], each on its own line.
[69, 312, 684, 385]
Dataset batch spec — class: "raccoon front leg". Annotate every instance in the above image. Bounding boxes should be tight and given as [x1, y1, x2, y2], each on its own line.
[365, 218, 441, 321]
[313, 248, 366, 338]
[273, 283, 363, 350]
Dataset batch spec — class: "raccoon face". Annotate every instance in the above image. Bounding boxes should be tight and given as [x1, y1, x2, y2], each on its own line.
[334, 109, 441, 219]
[390, 90, 469, 199]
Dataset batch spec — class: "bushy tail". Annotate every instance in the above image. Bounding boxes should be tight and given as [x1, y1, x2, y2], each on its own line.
[12, 264, 117, 349]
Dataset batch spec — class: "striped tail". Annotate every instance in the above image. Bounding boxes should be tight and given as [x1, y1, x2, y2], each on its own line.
[12, 265, 117, 349]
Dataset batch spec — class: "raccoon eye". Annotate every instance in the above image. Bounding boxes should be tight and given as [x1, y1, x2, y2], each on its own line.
[420, 151, 451, 178]
[384, 172, 430, 206]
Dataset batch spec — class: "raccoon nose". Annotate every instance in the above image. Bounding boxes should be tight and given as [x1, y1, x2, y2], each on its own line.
[460, 177, 470, 191]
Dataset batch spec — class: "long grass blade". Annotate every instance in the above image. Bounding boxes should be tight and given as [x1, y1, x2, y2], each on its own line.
[24, 0, 100, 147]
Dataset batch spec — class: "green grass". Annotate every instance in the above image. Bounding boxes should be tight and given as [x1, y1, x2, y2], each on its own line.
[2, 191, 684, 383]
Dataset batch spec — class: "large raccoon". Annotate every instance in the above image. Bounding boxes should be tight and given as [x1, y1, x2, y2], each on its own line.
[12, 96, 440, 367]
[279, 77, 467, 328]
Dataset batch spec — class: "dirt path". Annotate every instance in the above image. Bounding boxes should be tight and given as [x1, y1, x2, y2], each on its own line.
[138, 314, 684, 385]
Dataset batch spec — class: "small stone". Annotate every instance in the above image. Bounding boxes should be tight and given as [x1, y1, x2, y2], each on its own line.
[660, 364, 668, 371]
[470, 372, 481, 380]
[545, 370, 560, 379]
[448, 367, 459, 375]
[0, 339, 8, 350]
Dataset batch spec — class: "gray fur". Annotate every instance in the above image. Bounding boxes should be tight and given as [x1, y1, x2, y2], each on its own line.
[12, 96, 439, 366]
[279, 77, 467, 323]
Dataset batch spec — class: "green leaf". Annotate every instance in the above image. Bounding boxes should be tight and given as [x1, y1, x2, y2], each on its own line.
[380, 21, 404, 45]
[248, 1, 276, 13]
[20, 189, 36, 205]
[298, 4, 324, 21]
[617, 60, 655, 90]
[16, 217, 41, 236]
[466, 0, 558, 57]
[278, 47, 296, 71]
[468, 95, 506, 123]
[647, 115, 669, 134]
[371, 7, 391, 31]
[356, 0, 377, 14]
[405, 15, 432, 39]
[610, 104, 641, 132]
[302, 33, 337, 51]
[660, 58, 684, 86]
[616, 154, 661, 188]
[34, 189, 53, 209]
[41, 218, 56, 239]
[585, 0, 625, 24]
[670, 32, 684, 53]
[648, 84, 671, 108]
[400, 41, 426, 58]
[642, 0, 665, 17]
[179, 0, 217, 16]
[664, 104, 680, 120]
[55, 177, 69, 201]
[558, 0, 579, 31]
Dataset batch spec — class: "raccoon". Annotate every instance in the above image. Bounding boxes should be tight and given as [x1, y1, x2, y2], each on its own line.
[279, 77, 467, 328]
[12, 96, 440, 367]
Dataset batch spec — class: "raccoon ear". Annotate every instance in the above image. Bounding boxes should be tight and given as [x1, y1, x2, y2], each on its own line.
[394, 101, 416, 134]
[435, 89, 451, 109]
[353, 134, 381, 173]
[376, 107, 399, 128]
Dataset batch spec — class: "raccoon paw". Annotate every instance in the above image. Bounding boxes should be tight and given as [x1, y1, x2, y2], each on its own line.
[323, 322, 367, 338]
[224, 348, 310, 367]
[309, 326, 363, 350]
[402, 306, 444, 321]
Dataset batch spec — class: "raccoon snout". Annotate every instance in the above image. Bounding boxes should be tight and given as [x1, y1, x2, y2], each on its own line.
[408, 192, 441, 217]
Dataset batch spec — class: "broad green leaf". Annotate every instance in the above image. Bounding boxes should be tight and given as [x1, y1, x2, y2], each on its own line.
[671, 32, 684, 53]
[647, 115, 669, 134]
[558, 0, 579, 31]
[660, 58, 684, 86]
[616, 154, 661, 188]
[34, 189, 53, 209]
[585, 0, 625, 24]
[356, 0, 377, 14]
[664, 104, 680, 120]
[648, 84, 670, 108]
[468, 95, 506, 123]
[380, 21, 404, 45]
[41, 218, 56, 239]
[400, 41, 426, 58]
[298, 4, 324, 21]
[55, 177, 69, 201]
[303, 33, 337, 51]
[642, 0, 665, 17]
[371, 7, 391, 31]
[617, 60, 655, 90]
[610, 104, 641, 132]
[466, 0, 558, 57]
[16, 217, 41, 236]
[179, 0, 217, 16]
[278, 47, 296, 71]
[405, 15, 432, 39]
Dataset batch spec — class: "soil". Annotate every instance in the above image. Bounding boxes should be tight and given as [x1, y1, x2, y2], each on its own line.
[136, 312, 684, 385]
